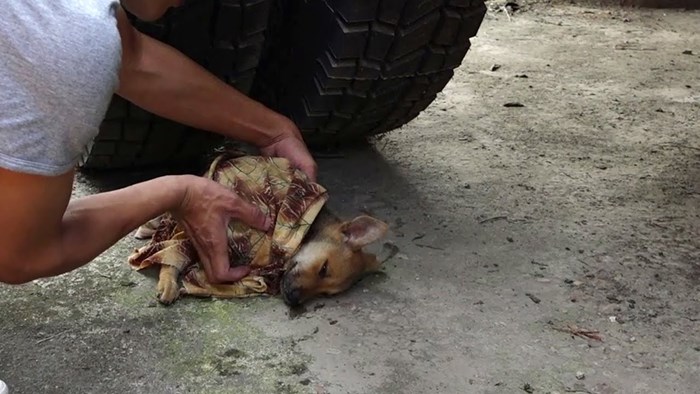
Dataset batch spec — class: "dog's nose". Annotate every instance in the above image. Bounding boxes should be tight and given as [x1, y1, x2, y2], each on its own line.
[283, 287, 302, 306]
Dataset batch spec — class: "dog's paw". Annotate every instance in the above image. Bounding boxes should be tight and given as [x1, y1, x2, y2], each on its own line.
[134, 216, 163, 239]
[157, 279, 180, 305]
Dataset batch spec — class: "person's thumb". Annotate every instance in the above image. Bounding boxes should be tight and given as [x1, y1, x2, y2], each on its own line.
[300, 158, 318, 182]
[225, 265, 252, 282]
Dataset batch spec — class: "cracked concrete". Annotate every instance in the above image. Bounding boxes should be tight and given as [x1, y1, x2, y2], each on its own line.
[1, 2, 699, 393]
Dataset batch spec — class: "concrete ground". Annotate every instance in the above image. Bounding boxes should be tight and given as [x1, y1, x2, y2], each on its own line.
[1, 2, 699, 393]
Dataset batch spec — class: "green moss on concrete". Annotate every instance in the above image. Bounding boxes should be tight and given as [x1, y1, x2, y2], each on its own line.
[112, 283, 315, 393]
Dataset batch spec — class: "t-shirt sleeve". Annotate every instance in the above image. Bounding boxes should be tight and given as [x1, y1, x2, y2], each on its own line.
[0, 87, 87, 176]
[0, 0, 122, 176]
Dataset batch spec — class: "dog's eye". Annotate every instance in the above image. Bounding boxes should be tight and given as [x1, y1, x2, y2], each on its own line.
[318, 260, 329, 278]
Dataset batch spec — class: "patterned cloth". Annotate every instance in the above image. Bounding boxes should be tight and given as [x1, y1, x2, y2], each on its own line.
[127, 153, 329, 298]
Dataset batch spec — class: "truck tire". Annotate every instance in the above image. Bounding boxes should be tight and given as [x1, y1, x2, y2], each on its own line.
[82, 0, 487, 170]
[250, 0, 487, 147]
[79, 0, 273, 170]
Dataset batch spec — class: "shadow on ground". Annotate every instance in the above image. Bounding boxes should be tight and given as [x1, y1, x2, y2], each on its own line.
[0, 143, 440, 394]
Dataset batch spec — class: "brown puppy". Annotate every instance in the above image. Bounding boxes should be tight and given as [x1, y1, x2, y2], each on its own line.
[128, 154, 389, 307]
[145, 206, 388, 306]
[279, 207, 388, 306]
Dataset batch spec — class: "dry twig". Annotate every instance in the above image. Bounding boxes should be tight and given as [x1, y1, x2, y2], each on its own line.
[550, 323, 603, 342]
[502, 5, 512, 21]
[479, 216, 509, 224]
[36, 328, 72, 345]
[564, 387, 594, 394]
[656, 142, 700, 152]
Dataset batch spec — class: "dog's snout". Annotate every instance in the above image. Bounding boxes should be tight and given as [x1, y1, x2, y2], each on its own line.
[281, 269, 302, 306]
[283, 287, 302, 306]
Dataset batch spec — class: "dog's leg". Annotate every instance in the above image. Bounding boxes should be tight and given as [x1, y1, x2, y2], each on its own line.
[156, 265, 182, 305]
[134, 215, 164, 239]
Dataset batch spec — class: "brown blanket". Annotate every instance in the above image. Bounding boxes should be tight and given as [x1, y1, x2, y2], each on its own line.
[127, 153, 328, 299]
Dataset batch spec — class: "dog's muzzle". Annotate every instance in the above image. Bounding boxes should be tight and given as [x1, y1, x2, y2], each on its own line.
[280, 270, 302, 306]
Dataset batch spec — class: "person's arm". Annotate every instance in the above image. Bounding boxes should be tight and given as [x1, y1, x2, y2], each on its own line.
[113, 6, 317, 180]
[0, 168, 269, 285]
[117, 0, 182, 22]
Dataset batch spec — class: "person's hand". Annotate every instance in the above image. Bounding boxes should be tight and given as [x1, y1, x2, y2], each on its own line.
[259, 122, 318, 182]
[172, 175, 272, 284]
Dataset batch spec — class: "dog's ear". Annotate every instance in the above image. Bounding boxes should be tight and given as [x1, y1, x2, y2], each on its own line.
[341, 216, 389, 250]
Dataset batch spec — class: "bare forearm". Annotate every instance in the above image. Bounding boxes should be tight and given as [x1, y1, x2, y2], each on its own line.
[10, 176, 188, 282]
[115, 25, 292, 147]
[61, 175, 188, 266]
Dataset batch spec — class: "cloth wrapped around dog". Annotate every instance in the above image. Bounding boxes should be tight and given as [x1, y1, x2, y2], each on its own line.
[127, 153, 329, 298]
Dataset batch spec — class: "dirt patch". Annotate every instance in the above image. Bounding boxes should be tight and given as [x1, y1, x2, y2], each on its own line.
[596, 0, 699, 9]
[520, 0, 700, 9]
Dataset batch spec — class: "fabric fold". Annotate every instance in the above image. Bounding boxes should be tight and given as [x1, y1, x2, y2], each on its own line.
[127, 152, 329, 298]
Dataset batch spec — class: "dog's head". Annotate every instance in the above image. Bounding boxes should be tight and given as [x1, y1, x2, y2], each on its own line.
[280, 215, 389, 306]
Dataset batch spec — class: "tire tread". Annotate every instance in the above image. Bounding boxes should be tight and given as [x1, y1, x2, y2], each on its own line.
[81, 0, 273, 170]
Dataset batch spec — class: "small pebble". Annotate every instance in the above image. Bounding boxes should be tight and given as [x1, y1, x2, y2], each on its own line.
[576, 371, 585, 380]
[609, 316, 617, 323]
[629, 337, 637, 343]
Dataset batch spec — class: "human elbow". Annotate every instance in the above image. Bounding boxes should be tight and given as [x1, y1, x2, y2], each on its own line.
[0, 255, 40, 284]
[0, 272, 33, 285]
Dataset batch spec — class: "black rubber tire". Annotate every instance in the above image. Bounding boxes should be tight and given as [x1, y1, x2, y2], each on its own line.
[250, 0, 487, 147]
[79, 0, 273, 170]
[83, 0, 487, 170]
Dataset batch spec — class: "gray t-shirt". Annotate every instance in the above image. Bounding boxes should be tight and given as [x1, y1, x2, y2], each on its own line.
[0, 0, 122, 176]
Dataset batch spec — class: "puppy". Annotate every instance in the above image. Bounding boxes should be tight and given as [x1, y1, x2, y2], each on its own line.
[128, 153, 389, 307]
[278, 206, 388, 306]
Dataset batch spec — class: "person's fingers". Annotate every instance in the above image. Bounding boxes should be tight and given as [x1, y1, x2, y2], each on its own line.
[194, 219, 236, 284]
[301, 157, 318, 182]
[224, 191, 272, 231]
[287, 140, 318, 182]
[224, 265, 252, 282]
